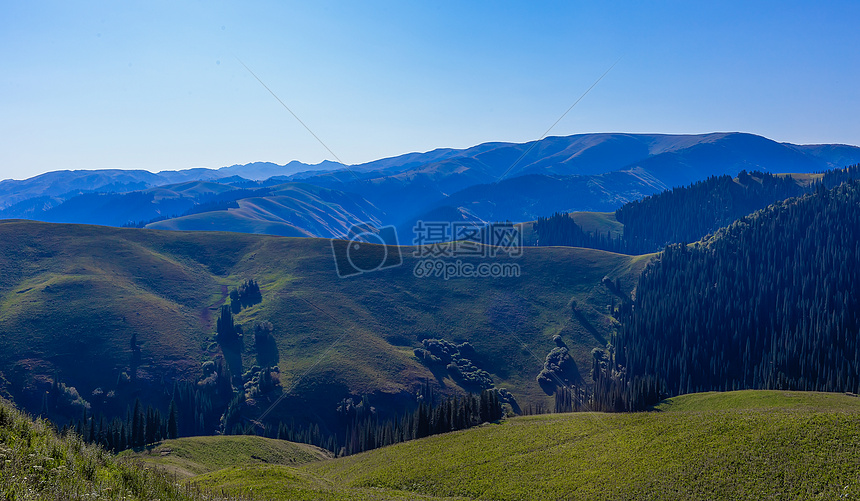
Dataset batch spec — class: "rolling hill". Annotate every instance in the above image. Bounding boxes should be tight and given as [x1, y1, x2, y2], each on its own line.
[129, 390, 860, 500]
[526, 170, 818, 255]
[0, 181, 241, 226]
[0, 219, 649, 432]
[4, 139, 860, 500]
[396, 167, 667, 238]
[7, 386, 858, 500]
[1, 181, 385, 238]
[346, 132, 860, 182]
[124, 435, 331, 478]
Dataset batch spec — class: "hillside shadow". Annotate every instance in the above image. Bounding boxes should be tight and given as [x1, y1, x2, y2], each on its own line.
[426, 365, 450, 388]
[602, 277, 631, 303]
[574, 309, 606, 346]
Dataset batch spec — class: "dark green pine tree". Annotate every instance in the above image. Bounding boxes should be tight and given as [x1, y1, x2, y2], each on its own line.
[167, 400, 178, 440]
[131, 399, 143, 448]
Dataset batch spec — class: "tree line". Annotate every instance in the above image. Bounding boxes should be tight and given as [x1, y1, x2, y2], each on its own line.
[533, 212, 623, 253]
[338, 388, 504, 456]
[591, 180, 860, 410]
[231, 386, 505, 457]
[69, 382, 505, 457]
[533, 168, 860, 255]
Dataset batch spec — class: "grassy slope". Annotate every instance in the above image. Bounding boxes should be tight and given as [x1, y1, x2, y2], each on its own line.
[0, 397, 231, 500]
[520, 211, 623, 246]
[144, 180, 238, 200]
[192, 390, 860, 501]
[123, 435, 331, 478]
[0, 220, 648, 421]
[0, 220, 238, 408]
[570, 211, 623, 237]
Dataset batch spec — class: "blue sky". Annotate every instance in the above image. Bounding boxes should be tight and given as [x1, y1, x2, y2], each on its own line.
[2, 1, 859, 179]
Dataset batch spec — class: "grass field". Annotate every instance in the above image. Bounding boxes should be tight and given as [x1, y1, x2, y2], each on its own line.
[184, 390, 860, 500]
[0, 220, 649, 425]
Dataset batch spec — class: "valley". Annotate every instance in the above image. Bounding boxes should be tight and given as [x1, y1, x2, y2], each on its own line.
[0, 219, 648, 437]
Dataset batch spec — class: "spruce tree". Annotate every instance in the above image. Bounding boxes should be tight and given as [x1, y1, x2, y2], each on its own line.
[167, 400, 178, 439]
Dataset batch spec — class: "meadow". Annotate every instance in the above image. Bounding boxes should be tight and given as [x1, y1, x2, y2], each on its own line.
[167, 390, 860, 500]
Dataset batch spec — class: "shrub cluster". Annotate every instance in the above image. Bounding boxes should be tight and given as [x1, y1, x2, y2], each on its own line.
[414, 339, 493, 389]
[536, 335, 582, 393]
[241, 365, 281, 398]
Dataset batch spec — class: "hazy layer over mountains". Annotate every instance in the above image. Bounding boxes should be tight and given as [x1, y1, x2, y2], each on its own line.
[2, 132, 859, 240]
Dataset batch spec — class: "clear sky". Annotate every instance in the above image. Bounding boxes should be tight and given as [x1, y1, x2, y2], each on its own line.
[2, 1, 859, 180]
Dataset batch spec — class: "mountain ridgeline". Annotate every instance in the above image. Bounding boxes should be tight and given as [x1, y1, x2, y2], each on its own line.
[591, 179, 860, 411]
[5, 133, 860, 242]
[534, 167, 860, 255]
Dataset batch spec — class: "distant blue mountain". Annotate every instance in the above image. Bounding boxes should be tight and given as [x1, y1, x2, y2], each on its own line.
[303, 133, 860, 236]
[315, 132, 860, 192]
[2, 132, 859, 238]
[0, 161, 341, 209]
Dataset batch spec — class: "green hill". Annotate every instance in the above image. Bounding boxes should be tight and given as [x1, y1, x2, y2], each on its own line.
[188, 390, 860, 500]
[0, 219, 648, 429]
[146, 208, 313, 237]
[123, 435, 331, 478]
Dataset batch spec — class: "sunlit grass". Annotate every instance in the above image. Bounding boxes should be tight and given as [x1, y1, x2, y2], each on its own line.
[0, 398, 245, 500]
[123, 435, 331, 478]
[301, 390, 860, 500]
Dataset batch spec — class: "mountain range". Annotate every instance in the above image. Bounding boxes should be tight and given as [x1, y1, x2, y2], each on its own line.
[2, 132, 859, 241]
